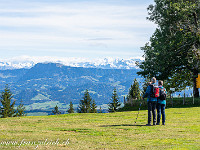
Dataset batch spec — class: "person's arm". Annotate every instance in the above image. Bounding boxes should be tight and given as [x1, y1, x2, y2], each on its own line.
[143, 85, 150, 99]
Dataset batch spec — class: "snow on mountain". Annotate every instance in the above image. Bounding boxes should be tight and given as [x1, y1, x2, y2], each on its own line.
[0, 56, 143, 70]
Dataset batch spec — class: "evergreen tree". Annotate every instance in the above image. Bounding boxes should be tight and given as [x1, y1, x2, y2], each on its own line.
[108, 88, 121, 112]
[138, 0, 200, 97]
[14, 100, 26, 117]
[90, 100, 97, 113]
[128, 78, 141, 100]
[99, 106, 103, 113]
[67, 101, 74, 113]
[0, 85, 16, 118]
[78, 89, 92, 113]
[123, 96, 126, 104]
[52, 105, 61, 115]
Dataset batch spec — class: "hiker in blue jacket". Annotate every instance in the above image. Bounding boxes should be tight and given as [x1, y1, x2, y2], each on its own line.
[157, 80, 167, 125]
[143, 77, 157, 126]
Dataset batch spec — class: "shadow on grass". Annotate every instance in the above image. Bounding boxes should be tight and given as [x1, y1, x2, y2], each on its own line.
[100, 124, 149, 127]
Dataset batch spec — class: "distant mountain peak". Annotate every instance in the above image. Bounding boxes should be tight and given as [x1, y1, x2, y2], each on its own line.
[0, 56, 143, 70]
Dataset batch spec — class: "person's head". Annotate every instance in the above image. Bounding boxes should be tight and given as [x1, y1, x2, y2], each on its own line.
[151, 77, 156, 83]
[158, 80, 163, 86]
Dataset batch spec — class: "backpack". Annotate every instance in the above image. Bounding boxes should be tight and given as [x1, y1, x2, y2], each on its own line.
[159, 88, 167, 100]
[150, 84, 160, 98]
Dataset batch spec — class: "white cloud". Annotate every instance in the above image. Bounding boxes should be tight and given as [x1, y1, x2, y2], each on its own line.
[0, 0, 156, 58]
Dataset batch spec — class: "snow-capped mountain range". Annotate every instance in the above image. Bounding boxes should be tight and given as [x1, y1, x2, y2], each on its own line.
[0, 56, 143, 70]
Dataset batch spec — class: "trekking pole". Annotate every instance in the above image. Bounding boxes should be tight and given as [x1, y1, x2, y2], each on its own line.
[134, 101, 142, 125]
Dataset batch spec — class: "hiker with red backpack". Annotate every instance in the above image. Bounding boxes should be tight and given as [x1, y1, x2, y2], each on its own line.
[156, 80, 167, 125]
[143, 77, 159, 126]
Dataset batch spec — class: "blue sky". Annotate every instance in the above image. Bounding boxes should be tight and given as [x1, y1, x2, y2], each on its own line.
[0, 0, 156, 59]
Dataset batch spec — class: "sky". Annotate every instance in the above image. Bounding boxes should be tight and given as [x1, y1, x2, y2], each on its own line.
[0, 0, 156, 59]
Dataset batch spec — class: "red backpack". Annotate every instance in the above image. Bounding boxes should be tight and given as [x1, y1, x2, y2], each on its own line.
[150, 84, 160, 98]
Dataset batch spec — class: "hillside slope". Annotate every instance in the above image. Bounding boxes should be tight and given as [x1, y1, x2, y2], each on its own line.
[0, 63, 142, 111]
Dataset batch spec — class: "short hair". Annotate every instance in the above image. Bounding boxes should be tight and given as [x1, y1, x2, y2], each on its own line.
[151, 77, 156, 83]
[158, 80, 163, 86]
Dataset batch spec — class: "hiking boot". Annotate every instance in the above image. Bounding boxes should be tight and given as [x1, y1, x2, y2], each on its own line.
[146, 123, 151, 126]
[162, 122, 165, 125]
[153, 122, 156, 126]
[156, 123, 160, 125]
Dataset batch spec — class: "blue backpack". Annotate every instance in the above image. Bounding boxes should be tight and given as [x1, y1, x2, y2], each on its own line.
[159, 88, 167, 100]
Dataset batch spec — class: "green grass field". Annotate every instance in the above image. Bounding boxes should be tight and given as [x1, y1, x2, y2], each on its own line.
[0, 107, 199, 150]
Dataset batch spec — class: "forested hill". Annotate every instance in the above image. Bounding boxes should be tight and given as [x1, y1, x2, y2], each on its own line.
[0, 63, 142, 110]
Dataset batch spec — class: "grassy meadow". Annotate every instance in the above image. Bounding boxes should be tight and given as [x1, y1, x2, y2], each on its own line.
[0, 107, 199, 150]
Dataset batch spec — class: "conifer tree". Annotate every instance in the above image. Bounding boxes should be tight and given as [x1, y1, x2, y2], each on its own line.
[128, 78, 141, 100]
[0, 85, 16, 118]
[52, 105, 61, 115]
[99, 106, 103, 113]
[67, 101, 74, 113]
[108, 88, 121, 112]
[91, 100, 97, 113]
[14, 100, 26, 117]
[123, 96, 126, 104]
[78, 89, 92, 113]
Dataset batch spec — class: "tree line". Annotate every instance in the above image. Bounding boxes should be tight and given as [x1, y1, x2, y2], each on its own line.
[52, 88, 122, 114]
[0, 84, 129, 117]
[51, 77, 144, 114]
[0, 78, 143, 117]
[2, 75, 196, 117]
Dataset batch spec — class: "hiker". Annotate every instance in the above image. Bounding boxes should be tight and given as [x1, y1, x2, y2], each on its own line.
[143, 77, 158, 126]
[156, 80, 167, 125]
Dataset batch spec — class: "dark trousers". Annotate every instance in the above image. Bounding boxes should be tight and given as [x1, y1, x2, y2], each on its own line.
[157, 103, 166, 124]
[147, 101, 157, 124]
